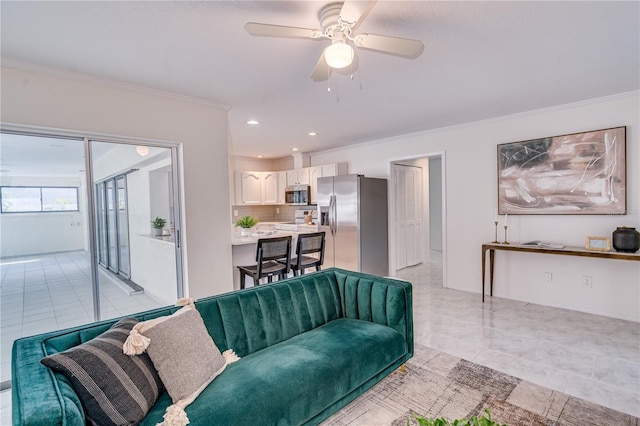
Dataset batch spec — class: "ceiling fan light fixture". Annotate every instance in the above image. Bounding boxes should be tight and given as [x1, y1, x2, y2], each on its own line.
[136, 146, 150, 157]
[324, 41, 354, 69]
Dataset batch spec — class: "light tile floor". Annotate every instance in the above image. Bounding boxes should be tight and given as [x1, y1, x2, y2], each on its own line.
[401, 252, 640, 419]
[2, 252, 639, 423]
[0, 250, 164, 381]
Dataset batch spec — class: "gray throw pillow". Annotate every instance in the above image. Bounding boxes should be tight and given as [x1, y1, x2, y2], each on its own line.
[122, 305, 240, 426]
[41, 318, 164, 426]
[143, 306, 226, 402]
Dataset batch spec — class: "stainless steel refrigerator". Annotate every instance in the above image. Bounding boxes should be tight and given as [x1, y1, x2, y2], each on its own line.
[317, 174, 388, 276]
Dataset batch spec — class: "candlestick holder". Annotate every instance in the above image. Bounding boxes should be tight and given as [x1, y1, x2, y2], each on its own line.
[502, 225, 510, 244]
[492, 221, 499, 243]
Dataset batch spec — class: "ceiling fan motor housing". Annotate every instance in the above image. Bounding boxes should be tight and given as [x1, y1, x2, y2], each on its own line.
[319, 2, 352, 39]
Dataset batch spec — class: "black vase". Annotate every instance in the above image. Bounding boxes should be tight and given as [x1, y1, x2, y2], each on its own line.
[612, 227, 640, 253]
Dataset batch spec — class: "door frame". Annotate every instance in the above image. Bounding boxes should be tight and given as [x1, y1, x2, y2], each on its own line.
[388, 151, 447, 288]
[1, 123, 187, 318]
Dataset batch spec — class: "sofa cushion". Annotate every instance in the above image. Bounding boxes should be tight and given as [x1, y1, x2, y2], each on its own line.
[132, 306, 228, 402]
[40, 318, 164, 426]
[124, 305, 241, 426]
[140, 318, 408, 426]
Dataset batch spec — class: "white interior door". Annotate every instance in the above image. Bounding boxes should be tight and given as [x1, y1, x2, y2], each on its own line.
[394, 164, 423, 270]
[394, 165, 407, 269]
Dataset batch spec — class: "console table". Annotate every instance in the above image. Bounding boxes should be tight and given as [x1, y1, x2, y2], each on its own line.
[481, 242, 640, 302]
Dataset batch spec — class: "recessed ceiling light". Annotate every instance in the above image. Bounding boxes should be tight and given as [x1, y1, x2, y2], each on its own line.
[307, 132, 317, 136]
[257, 155, 263, 158]
[246, 120, 259, 125]
[291, 148, 299, 151]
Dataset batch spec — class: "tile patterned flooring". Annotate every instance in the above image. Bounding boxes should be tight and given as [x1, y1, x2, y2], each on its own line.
[1, 251, 639, 424]
[400, 253, 640, 419]
[0, 250, 164, 383]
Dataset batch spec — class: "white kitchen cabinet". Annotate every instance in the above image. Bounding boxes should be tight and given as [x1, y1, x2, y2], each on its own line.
[286, 168, 310, 186]
[235, 171, 287, 205]
[309, 163, 348, 203]
[235, 164, 344, 206]
[262, 172, 279, 204]
[309, 166, 322, 204]
[276, 171, 287, 204]
[237, 171, 263, 205]
[321, 163, 348, 177]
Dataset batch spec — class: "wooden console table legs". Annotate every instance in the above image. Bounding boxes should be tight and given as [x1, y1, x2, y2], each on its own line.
[481, 245, 495, 303]
[481, 242, 639, 302]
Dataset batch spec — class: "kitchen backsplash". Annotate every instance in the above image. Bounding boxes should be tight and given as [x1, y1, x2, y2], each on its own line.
[232, 205, 317, 224]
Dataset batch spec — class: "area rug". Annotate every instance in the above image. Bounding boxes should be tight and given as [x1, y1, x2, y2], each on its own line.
[322, 344, 639, 426]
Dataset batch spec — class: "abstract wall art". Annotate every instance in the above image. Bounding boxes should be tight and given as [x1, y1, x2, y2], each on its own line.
[497, 126, 626, 215]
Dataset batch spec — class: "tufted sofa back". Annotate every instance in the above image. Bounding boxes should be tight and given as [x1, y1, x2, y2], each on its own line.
[41, 268, 412, 359]
[195, 269, 412, 357]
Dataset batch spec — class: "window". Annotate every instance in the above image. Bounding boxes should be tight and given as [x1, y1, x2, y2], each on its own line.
[1, 186, 79, 213]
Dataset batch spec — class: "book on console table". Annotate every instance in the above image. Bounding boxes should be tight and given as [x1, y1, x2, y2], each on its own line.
[520, 240, 566, 249]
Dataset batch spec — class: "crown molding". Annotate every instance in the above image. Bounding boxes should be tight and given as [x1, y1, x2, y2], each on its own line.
[1, 57, 231, 111]
[310, 90, 640, 157]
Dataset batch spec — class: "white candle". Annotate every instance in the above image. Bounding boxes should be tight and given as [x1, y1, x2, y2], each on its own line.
[494, 209, 498, 222]
[504, 214, 508, 226]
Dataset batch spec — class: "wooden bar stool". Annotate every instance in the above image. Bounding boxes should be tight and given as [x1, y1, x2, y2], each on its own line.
[238, 236, 292, 289]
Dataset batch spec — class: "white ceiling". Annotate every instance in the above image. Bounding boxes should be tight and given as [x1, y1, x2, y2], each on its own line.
[0, 133, 167, 176]
[1, 1, 638, 160]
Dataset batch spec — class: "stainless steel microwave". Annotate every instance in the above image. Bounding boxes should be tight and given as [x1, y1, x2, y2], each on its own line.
[285, 185, 310, 205]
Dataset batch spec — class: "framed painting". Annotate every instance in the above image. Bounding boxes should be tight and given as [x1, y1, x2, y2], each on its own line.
[497, 126, 626, 215]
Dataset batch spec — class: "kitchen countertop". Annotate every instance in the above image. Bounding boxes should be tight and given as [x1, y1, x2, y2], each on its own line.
[231, 230, 295, 246]
[231, 222, 319, 246]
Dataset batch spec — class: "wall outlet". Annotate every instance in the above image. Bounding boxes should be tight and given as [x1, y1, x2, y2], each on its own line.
[233, 210, 238, 217]
[582, 275, 593, 288]
[544, 272, 552, 282]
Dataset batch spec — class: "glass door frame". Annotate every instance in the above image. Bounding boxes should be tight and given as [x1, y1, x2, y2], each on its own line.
[94, 173, 132, 281]
[86, 138, 185, 319]
[0, 125, 185, 322]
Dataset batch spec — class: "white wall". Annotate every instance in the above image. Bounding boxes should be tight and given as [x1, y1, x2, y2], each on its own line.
[1, 65, 233, 299]
[311, 93, 640, 322]
[233, 156, 275, 173]
[0, 175, 85, 257]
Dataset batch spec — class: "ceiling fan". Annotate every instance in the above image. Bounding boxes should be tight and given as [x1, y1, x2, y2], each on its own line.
[244, 1, 424, 82]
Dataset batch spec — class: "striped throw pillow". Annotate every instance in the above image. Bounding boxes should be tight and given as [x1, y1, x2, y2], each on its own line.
[41, 318, 164, 426]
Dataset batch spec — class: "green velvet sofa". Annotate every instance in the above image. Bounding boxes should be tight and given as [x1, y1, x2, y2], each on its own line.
[12, 268, 413, 425]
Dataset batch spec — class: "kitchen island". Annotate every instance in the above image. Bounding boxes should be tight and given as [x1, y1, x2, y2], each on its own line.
[231, 223, 319, 289]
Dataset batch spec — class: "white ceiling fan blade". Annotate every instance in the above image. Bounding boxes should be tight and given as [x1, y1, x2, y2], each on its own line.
[310, 50, 332, 82]
[339, 0, 376, 30]
[354, 33, 424, 58]
[245, 22, 321, 39]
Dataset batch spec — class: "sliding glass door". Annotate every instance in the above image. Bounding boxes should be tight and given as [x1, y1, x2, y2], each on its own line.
[95, 174, 131, 279]
[90, 140, 183, 319]
[0, 130, 184, 389]
[116, 176, 130, 278]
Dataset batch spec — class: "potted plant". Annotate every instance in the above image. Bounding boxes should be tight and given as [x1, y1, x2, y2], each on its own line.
[409, 409, 504, 426]
[236, 215, 258, 236]
[151, 217, 167, 237]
